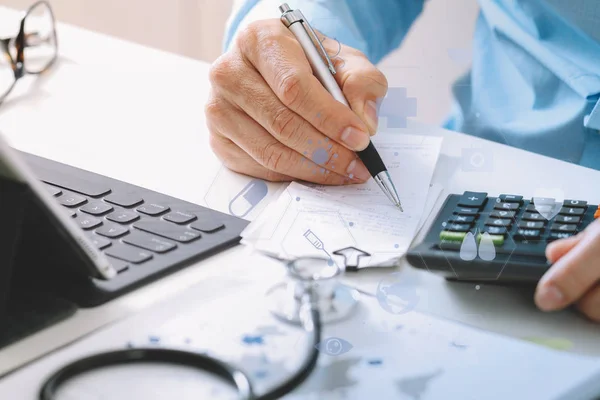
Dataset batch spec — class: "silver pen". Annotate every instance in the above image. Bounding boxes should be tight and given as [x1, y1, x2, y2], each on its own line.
[279, 3, 403, 211]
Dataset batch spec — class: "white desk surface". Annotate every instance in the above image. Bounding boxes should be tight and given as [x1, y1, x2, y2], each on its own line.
[0, 4, 599, 390]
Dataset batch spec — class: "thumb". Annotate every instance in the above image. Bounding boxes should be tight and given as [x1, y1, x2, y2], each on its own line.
[319, 36, 388, 135]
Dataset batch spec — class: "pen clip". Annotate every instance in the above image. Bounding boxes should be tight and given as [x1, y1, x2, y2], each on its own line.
[279, 3, 337, 75]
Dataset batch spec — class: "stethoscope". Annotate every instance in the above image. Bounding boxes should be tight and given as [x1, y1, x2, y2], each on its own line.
[39, 256, 360, 400]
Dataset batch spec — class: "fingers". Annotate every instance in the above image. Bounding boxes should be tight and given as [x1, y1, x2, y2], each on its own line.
[214, 55, 370, 181]
[238, 20, 371, 151]
[535, 220, 600, 312]
[577, 285, 600, 322]
[545, 232, 585, 263]
[323, 41, 388, 135]
[206, 96, 358, 185]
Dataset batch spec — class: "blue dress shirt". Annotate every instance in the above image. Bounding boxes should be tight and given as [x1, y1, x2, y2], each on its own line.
[225, 0, 600, 171]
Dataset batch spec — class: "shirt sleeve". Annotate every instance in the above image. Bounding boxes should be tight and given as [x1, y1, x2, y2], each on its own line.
[223, 0, 426, 64]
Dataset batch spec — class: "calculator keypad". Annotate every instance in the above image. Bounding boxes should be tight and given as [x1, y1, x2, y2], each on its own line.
[438, 193, 596, 254]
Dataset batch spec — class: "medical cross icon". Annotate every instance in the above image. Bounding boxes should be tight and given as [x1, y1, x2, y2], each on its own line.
[377, 87, 417, 128]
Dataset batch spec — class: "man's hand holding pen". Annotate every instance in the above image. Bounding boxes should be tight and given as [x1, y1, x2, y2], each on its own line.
[206, 19, 387, 185]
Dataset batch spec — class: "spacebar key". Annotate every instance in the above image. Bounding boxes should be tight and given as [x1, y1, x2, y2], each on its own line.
[133, 220, 201, 243]
[35, 168, 111, 197]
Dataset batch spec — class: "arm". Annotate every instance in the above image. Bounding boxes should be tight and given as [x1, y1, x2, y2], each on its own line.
[224, 0, 426, 64]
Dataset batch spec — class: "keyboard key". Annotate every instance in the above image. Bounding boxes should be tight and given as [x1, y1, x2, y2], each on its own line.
[483, 226, 507, 235]
[107, 257, 129, 273]
[563, 200, 587, 208]
[454, 207, 479, 216]
[550, 223, 578, 233]
[37, 169, 111, 197]
[458, 191, 487, 208]
[104, 193, 144, 208]
[555, 215, 581, 224]
[191, 220, 225, 233]
[164, 211, 197, 224]
[59, 194, 87, 208]
[448, 215, 475, 224]
[106, 210, 140, 224]
[444, 223, 471, 232]
[137, 203, 170, 216]
[77, 215, 103, 230]
[521, 212, 545, 221]
[133, 220, 201, 243]
[65, 209, 76, 218]
[80, 202, 113, 216]
[559, 207, 585, 216]
[89, 236, 111, 250]
[490, 210, 515, 219]
[499, 194, 522, 203]
[518, 221, 544, 230]
[515, 229, 541, 240]
[476, 233, 504, 246]
[485, 218, 511, 227]
[123, 232, 177, 254]
[493, 202, 519, 211]
[96, 223, 129, 238]
[548, 232, 574, 241]
[439, 231, 467, 242]
[45, 185, 62, 196]
[105, 244, 152, 264]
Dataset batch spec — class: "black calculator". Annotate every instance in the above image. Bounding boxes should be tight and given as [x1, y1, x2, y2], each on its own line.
[406, 192, 599, 283]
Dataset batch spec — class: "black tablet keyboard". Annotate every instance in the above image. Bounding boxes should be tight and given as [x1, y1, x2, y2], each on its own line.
[407, 192, 599, 283]
[22, 152, 249, 306]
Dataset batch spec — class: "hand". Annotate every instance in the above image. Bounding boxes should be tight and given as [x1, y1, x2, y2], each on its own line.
[535, 218, 600, 322]
[206, 19, 388, 184]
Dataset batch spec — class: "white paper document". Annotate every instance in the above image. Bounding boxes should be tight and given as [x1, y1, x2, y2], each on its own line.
[242, 134, 443, 267]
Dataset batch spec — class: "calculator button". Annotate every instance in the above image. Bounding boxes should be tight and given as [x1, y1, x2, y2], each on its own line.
[550, 223, 578, 232]
[558, 207, 585, 216]
[490, 210, 515, 219]
[476, 233, 504, 246]
[446, 223, 471, 232]
[518, 221, 544, 230]
[483, 226, 507, 235]
[563, 200, 587, 208]
[555, 215, 581, 224]
[454, 207, 479, 216]
[499, 194, 522, 203]
[439, 231, 467, 242]
[595, 207, 600, 219]
[458, 192, 487, 208]
[515, 229, 541, 240]
[493, 202, 519, 211]
[521, 212, 545, 221]
[447, 215, 475, 224]
[485, 218, 511, 227]
[548, 232, 574, 241]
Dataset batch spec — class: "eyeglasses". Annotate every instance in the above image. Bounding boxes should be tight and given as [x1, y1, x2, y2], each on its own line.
[0, 1, 58, 104]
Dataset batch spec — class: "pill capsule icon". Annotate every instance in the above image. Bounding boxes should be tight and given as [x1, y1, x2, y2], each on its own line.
[228, 179, 268, 218]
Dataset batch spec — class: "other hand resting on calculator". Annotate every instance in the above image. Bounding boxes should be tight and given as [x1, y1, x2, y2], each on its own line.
[535, 219, 600, 322]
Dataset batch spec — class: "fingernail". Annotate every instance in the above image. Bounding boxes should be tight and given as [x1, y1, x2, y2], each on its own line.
[346, 159, 370, 181]
[341, 127, 370, 150]
[365, 100, 379, 134]
[536, 284, 565, 311]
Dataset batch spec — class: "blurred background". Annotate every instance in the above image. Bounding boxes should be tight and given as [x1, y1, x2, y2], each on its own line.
[0, 0, 479, 124]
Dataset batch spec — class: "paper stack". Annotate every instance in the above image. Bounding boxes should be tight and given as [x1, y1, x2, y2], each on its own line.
[242, 133, 444, 268]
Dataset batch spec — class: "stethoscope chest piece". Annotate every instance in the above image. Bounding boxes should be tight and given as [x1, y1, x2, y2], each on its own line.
[266, 257, 360, 325]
